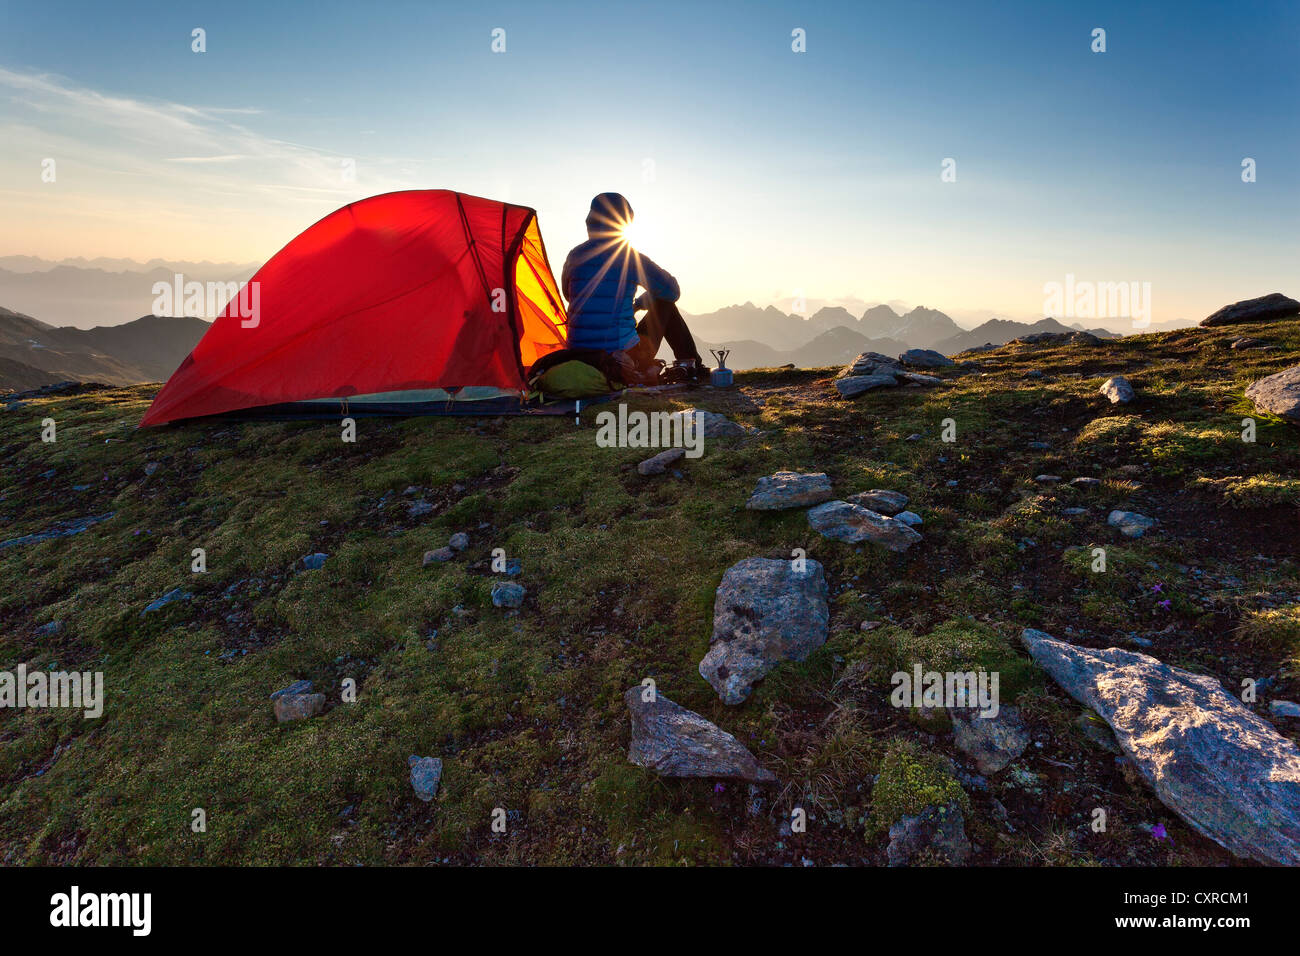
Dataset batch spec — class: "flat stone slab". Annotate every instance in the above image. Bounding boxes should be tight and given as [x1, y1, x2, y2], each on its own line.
[638, 447, 686, 476]
[1108, 510, 1156, 538]
[835, 373, 898, 398]
[746, 471, 834, 510]
[1201, 292, 1300, 327]
[807, 500, 923, 552]
[1021, 628, 1300, 865]
[625, 686, 775, 781]
[847, 489, 909, 515]
[699, 557, 829, 705]
[0, 512, 115, 551]
[1245, 365, 1300, 422]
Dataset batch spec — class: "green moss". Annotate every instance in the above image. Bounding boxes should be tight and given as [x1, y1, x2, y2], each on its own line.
[868, 740, 969, 836]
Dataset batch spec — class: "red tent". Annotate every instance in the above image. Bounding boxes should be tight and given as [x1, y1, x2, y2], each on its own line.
[141, 190, 568, 426]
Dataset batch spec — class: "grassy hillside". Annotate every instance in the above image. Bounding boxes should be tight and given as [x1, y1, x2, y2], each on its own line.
[1, 320, 1297, 865]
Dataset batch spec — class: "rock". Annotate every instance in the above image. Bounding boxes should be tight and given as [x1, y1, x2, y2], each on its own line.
[1061, 507, 1087, 516]
[950, 706, 1029, 775]
[143, 461, 160, 476]
[491, 582, 526, 608]
[637, 447, 686, 476]
[847, 489, 909, 515]
[0, 512, 115, 552]
[408, 756, 443, 801]
[894, 510, 923, 527]
[886, 803, 971, 866]
[1108, 510, 1156, 538]
[745, 471, 834, 510]
[1200, 292, 1300, 327]
[838, 351, 902, 379]
[1271, 700, 1300, 719]
[423, 547, 456, 565]
[408, 500, 434, 518]
[624, 687, 775, 782]
[699, 557, 829, 705]
[899, 348, 954, 369]
[834, 373, 898, 398]
[897, 372, 943, 387]
[1027, 441, 1052, 451]
[1017, 331, 1101, 346]
[300, 553, 328, 571]
[1230, 336, 1264, 350]
[1099, 375, 1135, 404]
[807, 500, 923, 553]
[448, 532, 469, 551]
[273, 693, 326, 723]
[34, 621, 62, 637]
[1070, 476, 1101, 488]
[1020, 627, 1300, 865]
[271, 679, 314, 700]
[1245, 365, 1300, 422]
[141, 587, 192, 617]
[667, 408, 744, 438]
[1034, 474, 1061, 484]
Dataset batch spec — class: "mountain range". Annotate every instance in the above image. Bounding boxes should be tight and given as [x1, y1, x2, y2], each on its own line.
[0, 256, 1128, 388]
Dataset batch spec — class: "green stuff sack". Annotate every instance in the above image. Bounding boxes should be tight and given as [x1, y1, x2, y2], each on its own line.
[531, 359, 619, 399]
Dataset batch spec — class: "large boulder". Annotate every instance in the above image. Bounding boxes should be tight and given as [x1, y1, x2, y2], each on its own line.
[1245, 365, 1300, 422]
[1201, 292, 1300, 327]
[699, 557, 829, 705]
[624, 686, 775, 781]
[746, 471, 834, 510]
[899, 348, 954, 369]
[1020, 628, 1300, 865]
[807, 500, 923, 552]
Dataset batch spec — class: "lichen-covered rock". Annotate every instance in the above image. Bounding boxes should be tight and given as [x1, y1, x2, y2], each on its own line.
[1108, 510, 1156, 538]
[273, 692, 325, 723]
[624, 686, 775, 781]
[847, 489, 909, 515]
[408, 755, 443, 801]
[950, 706, 1029, 775]
[699, 557, 829, 705]
[1099, 375, 1135, 404]
[1245, 365, 1300, 422]
[887, 803, 972, 866]
[491, 582, 526, 608]
[745, 471, 834, 510]
[1021, 628, 1300, 865]
[807, 500, 923, 552]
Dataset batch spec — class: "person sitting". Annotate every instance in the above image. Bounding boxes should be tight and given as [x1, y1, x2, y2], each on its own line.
[561, 192, 707, 385]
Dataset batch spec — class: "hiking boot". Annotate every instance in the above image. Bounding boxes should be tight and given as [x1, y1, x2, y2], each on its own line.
[661, 359, 710, 385]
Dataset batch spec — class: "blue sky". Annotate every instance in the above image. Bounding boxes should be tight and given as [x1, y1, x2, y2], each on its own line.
[1, 0, 1297, 323]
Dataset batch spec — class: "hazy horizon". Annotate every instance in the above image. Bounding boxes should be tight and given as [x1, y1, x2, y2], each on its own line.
[2, 1, 1297, 327]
